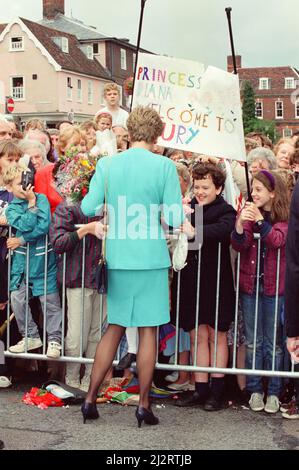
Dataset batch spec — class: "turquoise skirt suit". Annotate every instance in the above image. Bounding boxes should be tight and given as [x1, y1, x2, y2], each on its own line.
[81, 148, 184, 327]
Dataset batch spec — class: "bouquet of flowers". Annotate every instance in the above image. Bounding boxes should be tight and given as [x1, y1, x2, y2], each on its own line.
[123, 76, 134, 96]
[54, 147, 101, 203]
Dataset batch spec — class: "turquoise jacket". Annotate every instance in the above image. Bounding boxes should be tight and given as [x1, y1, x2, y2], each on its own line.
[6, 193, 58, 296]
[81, 148, 184, 270]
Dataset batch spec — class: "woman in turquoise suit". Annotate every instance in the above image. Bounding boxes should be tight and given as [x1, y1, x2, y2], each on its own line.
[80, 106, 184, 426]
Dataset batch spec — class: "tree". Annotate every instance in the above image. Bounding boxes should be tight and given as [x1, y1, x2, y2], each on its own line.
[242, 81, 256, 133]
[241, 81, 277, 142]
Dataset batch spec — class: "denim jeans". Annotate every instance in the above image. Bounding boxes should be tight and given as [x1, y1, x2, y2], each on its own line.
[240, 287, 283, 396]
[11, 281, 62, 343]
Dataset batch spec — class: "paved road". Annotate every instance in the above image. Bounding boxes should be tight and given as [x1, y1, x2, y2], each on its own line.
[1, 381, 299, 451]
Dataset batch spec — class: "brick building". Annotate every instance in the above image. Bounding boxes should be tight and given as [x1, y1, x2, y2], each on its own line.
[227, 56, 299, 138]
[39, 0, 151, 108]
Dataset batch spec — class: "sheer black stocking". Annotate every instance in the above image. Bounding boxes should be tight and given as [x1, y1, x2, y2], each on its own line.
[137, 326, 157, 409]
[85, 324, 125, 403]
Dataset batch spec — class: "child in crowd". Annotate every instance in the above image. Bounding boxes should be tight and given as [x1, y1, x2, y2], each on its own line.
[231, 170, 289, 414]
[172, 162, 236, 410]
[95, 112, 112, 132]
[3, 164, 62, 358]
[0, 141, 22, 373]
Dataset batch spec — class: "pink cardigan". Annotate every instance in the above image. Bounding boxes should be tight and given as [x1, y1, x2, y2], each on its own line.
[231, 220, 288, 296]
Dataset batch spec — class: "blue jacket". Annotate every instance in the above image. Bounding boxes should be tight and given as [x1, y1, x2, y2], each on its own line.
[6, 193, 58, 296]
[81, 148, 184, 270]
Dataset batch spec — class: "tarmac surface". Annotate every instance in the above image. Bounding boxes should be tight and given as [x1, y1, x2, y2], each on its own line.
[1, 373, 299, 451]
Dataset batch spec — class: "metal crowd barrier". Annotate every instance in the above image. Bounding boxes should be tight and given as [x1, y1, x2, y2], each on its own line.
[2, 226, 299, 379]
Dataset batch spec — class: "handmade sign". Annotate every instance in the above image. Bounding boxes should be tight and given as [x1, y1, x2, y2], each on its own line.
[132, 53, 246, 161]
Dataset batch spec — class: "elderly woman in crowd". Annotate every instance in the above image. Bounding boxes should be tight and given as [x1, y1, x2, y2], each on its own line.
[247, 147, 278, 175]
[274, 138, 295, 170]
[18, 139, 48, 172]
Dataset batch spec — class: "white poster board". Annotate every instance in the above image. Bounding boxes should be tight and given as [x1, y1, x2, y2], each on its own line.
[132, 53, 246, 162]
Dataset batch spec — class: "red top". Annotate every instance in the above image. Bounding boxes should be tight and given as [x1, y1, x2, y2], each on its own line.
[34, 164, 63, 214]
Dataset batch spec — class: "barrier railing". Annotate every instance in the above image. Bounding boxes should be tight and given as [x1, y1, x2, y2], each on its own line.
[2, 227, 299, 379]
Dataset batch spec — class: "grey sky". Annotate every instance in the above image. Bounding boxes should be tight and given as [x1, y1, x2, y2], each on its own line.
[0, 0, 298, 70]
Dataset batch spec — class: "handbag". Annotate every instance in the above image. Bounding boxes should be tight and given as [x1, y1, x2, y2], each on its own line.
[96, 172, 109, 294]
[172, 232, 188, 272]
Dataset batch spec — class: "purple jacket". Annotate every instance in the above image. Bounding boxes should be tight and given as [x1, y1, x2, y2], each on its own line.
[231, 219, 288, 296]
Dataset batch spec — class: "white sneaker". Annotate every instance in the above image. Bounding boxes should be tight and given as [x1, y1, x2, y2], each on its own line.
[46, 341, 61, 359]
[249, 393, 264, 412]
[0, 376, 12, 388]
[9, 337, 42, 353]
[264, 395, 280, 414]
[167, 381, 190, 391]
[165, 371, 179, 383]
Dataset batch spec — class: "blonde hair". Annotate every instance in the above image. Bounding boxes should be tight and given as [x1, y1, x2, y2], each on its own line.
[175, 162, 191, 184]
[2, 164, 23, 185]
[57, 126, 82, 156]
[127, 106, 163, 144]
[274, 138, 294, 156]
[95, 112, 112, 126]
[24, 119, 45, 132]
[103, 83, 119, 97]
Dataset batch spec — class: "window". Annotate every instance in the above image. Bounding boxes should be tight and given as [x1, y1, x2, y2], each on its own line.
[133, 53, 136, 72]
[67, 77, 72, 100]
[53, 37, 69, 53]
[275, 100, 284, 119]
[10, 37, 24, 51]
[121, 48, 127, 70]
[88, 81, 93, 104]
[259, 78, 270, 90]
[62, 37, 69, 53]
[77, 79, 82, 102]
[296, 101, 299, 119]
[93, 43, 99, 54]
[283, 128, 293, 138]
[11, 76, 24, 100]
[285, 77, 296, 89]
[255, 101, 263, 119]
[87, 45, 93, 60]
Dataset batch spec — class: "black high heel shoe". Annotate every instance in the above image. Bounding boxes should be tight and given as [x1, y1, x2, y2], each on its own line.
[81, 401, 99, 424]
[135, 407, 159, 428]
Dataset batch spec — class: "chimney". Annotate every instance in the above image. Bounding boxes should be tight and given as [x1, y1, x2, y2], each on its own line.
[227, 55, 242, 73]
[43, 0, 65, 19]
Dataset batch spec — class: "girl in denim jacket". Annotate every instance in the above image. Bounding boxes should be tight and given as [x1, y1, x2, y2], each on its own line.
[231, 170, 289, 414]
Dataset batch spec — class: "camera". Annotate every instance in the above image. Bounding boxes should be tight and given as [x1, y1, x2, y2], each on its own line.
[21, 170, 35, 191]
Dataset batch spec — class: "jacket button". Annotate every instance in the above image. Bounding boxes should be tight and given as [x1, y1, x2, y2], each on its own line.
[251, 261, 255, 264]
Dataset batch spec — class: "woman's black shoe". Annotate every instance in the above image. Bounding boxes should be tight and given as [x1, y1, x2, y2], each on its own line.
[135, 407, 159, 428]
[115, 353, 136, 371]
[81, 401, 99, 424]
[203, 396, 224, 412]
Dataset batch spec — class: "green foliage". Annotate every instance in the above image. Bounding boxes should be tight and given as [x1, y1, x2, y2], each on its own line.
[242, 81, 256, 129]
[242, 80, 277, 142]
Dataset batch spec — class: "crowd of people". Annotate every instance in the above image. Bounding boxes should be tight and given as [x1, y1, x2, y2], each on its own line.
[0, 81, 299, 424]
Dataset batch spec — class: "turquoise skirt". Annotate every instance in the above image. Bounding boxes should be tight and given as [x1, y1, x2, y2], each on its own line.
[107, 268, 170, 327]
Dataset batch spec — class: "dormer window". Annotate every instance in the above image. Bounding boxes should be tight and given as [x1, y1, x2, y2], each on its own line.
[52, 36, 69, 54]
[259, 78, 270, 90]
[87, 45, 93, 60]
[10, 37, 24, 51]
[285, 77, 296, 89]
[79, 45, 93, 60]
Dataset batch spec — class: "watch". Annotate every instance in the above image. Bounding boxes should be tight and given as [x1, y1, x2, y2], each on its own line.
[256, 219, 264, 227]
